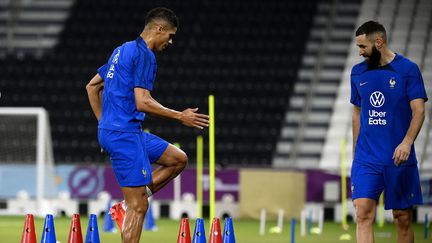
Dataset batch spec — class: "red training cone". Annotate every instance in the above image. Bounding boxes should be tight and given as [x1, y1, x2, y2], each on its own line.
[209, 218, 222, 243]
[21, 214, 37, 243]
[177, 218, 192, 243]
[67, 214, 83, 243]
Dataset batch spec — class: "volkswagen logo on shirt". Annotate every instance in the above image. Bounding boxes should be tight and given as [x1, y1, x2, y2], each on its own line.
[370, 91, 385, 108]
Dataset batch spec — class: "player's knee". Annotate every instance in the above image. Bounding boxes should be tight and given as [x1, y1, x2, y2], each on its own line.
[393, 210, 412, 230]
[356, 213, 374, 225]
[355, 206, 375, 224]
[175, 149, 188, 169]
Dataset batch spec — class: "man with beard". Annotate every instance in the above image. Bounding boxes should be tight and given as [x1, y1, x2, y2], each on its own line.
[350, 21, 427, 243]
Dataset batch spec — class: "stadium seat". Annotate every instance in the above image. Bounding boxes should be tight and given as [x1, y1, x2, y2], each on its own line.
[1, 0, 318, 166]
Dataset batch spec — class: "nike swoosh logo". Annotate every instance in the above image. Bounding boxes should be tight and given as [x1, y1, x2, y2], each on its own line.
[360, 82, 368, 86]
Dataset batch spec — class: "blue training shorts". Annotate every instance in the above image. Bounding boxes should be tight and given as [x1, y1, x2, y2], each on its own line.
[98, 129, 169, 187]
[351, 161, 423, 210]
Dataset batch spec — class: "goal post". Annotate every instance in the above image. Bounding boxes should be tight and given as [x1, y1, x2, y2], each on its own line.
[0, 107, 57, 215]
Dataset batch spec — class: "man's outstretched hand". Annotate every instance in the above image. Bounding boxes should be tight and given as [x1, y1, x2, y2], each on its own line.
[180, 108, 210, 129]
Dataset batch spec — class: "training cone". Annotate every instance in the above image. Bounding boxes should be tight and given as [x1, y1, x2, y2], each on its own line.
[144, 200, 157, 231]
[222, 217, 235, 243]
[177, 218, 192, 243]
[103, 200, 116, 232]
[339, 233, 352, 241]
[209, 218, 222, 243]
[192, 218, 206, 243]
[40, 214, 57, 243]
[21, 214, 37, 243]
[85, 214, 100, 243]
[67, 214, 83, 243]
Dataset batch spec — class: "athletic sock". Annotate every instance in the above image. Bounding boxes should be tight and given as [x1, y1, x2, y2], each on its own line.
[146, 187, 153, 197]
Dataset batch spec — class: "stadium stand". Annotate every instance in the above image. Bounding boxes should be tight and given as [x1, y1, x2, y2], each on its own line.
[0, 0, 318, 165]
[274, 0, 362, 168]
[0, 0, 72, 55]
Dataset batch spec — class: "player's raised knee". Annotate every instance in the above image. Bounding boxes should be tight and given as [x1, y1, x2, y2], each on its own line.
[175, 149, 188, 168]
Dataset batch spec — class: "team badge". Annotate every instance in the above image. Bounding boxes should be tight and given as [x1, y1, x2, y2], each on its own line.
[142, 169, 147, 177]
[389, 77, 396, 89]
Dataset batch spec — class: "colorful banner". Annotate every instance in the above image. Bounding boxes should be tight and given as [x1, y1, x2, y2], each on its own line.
[1, 165, 430, 205]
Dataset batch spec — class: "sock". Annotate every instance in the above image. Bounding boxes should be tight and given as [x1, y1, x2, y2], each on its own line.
[146, 187, 153, 197]
[121, 200, 127, 231]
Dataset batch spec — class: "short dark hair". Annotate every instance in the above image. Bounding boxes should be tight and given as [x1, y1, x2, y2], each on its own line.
[145, 7, 179, 28]
[355, 21, 386, 40]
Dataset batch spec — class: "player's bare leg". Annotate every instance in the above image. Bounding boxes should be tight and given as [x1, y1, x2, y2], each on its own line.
[354, 198, 376, 243]
[110, 144, 185, 232]
[393, 209, 414, 243]
[147, 144, 188, 194]
[120, 186, 148, 243]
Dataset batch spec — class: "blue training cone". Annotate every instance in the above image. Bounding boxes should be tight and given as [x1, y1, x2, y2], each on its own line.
[192, 218, 206, 243]
[144, 200, 157, 231]
[103, 200, 116, 232]
[222, 217, 235, 243]
[40, 214, 57, 243]
[85, 214, 100, 243]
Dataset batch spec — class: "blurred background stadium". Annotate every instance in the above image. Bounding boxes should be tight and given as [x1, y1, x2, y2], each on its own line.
[0, 0, 431, 241]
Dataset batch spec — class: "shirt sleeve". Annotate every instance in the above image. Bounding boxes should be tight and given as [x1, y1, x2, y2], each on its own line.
[97, 64, 108, 80]
[350, 73, 361, 107]
[133, 51, 156, 91]
[406, 64, 428, 102]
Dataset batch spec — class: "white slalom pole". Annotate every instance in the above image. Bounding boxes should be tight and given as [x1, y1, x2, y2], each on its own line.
[174, 174, 181, 203]
[300, 209, 306, 236]
[318, 208, 324, 235]
[277, 209, 284, 234]
[259, 208, 266, 236]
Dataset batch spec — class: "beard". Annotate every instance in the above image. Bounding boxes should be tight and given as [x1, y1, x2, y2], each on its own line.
[366, 46, 381, 69]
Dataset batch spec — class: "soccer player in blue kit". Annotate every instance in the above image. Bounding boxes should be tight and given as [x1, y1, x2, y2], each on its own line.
[86, 7, 209, 243]
[351, 21, 427, 243]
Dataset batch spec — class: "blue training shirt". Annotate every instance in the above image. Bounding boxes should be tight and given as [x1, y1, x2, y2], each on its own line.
[98, 37, 157, 133]
[350, 54, 428, 166]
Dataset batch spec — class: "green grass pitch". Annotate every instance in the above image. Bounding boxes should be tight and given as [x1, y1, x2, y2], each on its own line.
[1, 215, 430, 242]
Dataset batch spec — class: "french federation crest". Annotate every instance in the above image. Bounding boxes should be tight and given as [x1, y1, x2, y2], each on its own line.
[389, 77, 396, 89]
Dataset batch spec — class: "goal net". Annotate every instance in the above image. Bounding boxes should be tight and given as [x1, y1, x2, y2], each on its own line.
[0, 107, 57, 215]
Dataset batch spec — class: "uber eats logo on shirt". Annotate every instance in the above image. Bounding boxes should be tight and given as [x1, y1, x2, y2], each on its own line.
[369, 91, 386, 125]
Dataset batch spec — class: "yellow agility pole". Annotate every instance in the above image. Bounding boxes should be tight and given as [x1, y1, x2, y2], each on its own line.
[340, 137, 348, 229]
[338, 137, 352, 240]
[378, 192, 384, 227]
[196, 135, 204, 218]
[209, 95, 216, 220]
